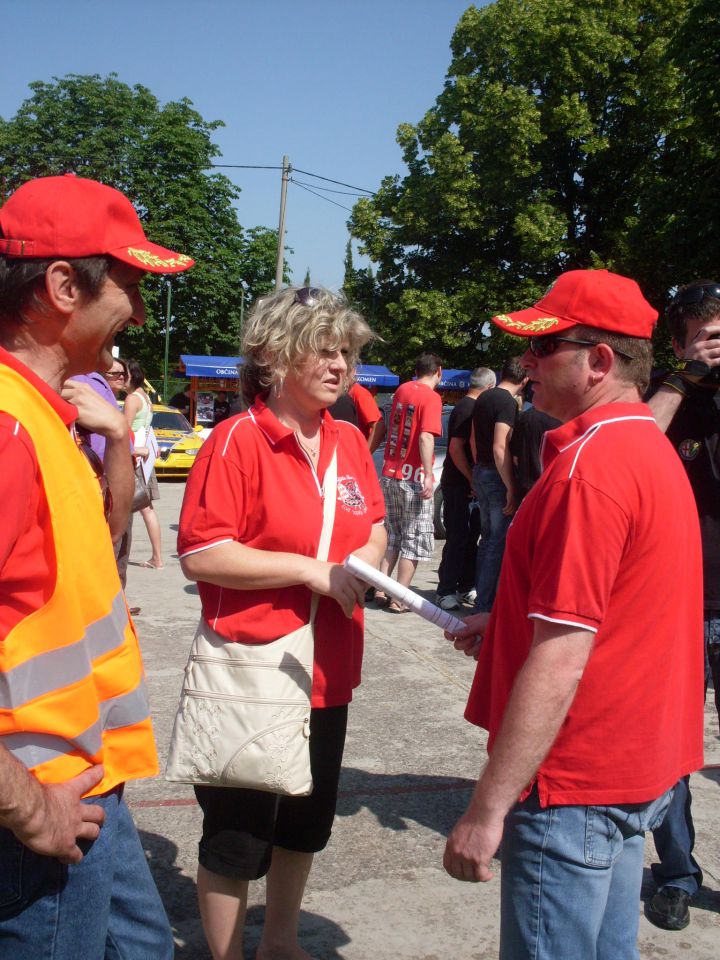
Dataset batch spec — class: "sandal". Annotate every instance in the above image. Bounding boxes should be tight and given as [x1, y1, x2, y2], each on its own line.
[387, 599, 409, 614]
[374, 590, 391, 608]
[139, 559, 164, 570]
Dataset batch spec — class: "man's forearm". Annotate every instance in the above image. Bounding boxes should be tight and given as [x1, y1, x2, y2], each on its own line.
[103, 431, 134, 541]
[493, 439, 515, 496]
[0, 743, 45, 835]
[648, 386, 684, 434]
[468, 625, 593, 821]
[419, 432, 434, 479]
[449, 437, 473, 485]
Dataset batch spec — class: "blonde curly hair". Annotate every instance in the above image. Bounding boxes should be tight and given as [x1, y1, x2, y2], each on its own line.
[240, 286, 374, 404]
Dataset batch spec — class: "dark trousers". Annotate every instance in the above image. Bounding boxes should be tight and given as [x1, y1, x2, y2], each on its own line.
[437, 485, 480, 596]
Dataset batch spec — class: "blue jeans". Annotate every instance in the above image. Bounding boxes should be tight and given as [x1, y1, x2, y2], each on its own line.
[437, 486, 480, 596]
[500, 785, 673, 960]
[705, 615, 720, 734]
[472, 465, 511, 612]
[0, 787, 173, 960]
[648, 614, 719, 896]
[650, 775, 702, 896]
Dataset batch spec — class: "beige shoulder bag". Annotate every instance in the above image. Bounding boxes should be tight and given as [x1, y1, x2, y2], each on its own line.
[165, 449, 337, 795]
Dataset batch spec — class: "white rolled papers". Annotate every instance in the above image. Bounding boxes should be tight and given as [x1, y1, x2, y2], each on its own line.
[344, 553, 467, 635]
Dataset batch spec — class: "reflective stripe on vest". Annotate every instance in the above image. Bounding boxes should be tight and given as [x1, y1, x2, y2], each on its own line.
[0, 363, 158, 794]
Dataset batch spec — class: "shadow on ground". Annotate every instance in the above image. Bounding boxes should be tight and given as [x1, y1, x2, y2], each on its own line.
[140, 830, 352, 960]
[336, 768, 474, 835]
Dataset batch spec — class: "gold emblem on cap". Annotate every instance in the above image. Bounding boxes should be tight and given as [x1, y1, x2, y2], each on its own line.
[127, 248, 192, 269]
[496, 315, 560, 332]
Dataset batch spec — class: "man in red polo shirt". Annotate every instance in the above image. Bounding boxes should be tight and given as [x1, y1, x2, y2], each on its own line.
[379, 353, 443, 609]
[443, 270, 704, 960]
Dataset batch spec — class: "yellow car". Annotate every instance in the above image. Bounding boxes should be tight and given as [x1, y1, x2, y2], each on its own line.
[151, 404, 204, 479]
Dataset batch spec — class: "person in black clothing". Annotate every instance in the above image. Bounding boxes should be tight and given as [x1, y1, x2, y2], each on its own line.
[213, 391, 231, 426]
[471, 357, 527, 612]
[510, 404, 561, 502]
[327, 391, 359, 427]
[644, 279, 720, 932]
[168, 386, 192, 418]
[436, 368, 495, 610]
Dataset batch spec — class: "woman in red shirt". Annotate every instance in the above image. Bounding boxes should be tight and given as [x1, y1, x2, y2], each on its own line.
[178, 286, 386, 960]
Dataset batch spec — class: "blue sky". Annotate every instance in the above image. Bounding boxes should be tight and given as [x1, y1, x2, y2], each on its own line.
[1, 0, 484, 290]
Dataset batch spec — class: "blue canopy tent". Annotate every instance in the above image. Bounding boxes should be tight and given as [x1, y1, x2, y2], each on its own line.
[353, 364, 399, 388]
[180, 355, 242, 378]
[438, 369, 471, 391]
[176, 356, 399, 422]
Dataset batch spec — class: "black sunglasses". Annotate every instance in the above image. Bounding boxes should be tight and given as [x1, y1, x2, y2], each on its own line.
[293, 287, 322, 308]
[671, 283, 720, 307]
[77, 439, 113, 522]
[529, 334, 634, 361]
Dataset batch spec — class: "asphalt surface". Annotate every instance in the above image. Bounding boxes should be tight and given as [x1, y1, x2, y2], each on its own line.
[125, 481, 720, 959]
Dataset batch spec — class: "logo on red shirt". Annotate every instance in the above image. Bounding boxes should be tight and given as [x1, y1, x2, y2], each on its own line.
[337, 475, 367, 515]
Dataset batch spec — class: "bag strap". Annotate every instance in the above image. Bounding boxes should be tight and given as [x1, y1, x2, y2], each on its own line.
[308, 445, 338, 624]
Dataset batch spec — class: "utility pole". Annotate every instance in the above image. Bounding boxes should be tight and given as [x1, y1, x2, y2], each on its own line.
[163, 280, 172, 403]
[275, 155, 290, 290]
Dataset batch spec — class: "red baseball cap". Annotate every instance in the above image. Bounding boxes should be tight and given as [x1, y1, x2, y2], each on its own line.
[0, 174, 194, 274]
[492, 269, 658, 339]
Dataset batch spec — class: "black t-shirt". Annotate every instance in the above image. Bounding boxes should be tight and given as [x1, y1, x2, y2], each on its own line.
[441, 395, 475, 490]
[229, 396, 247, 416]
[510, 406, 561, 499]
[328, 393, 359, 427]
[665, 390, 720, 610]
[213, 400, 231, 425]
[168, 391, 191, 416]
[472, 387, 518, 467]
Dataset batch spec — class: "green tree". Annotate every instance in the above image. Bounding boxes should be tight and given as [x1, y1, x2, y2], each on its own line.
[349, 0, 693, 372]
[0, 74, 279, 375]
[627, 0, 720, 293]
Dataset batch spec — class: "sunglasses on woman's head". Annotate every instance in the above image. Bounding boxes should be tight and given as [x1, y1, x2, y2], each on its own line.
[529, 334, 634, 361]
[671, 283, 720, 307]
[293, 287, 322, 308]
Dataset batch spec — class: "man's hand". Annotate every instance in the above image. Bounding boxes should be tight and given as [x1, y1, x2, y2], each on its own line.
[61, 380, 128, 441]
[443, 806, 504, 882]
[444, 612, 490, 659]
[13, 765, 106, 865]
[420, 472, 434, 500]
[684, 321, 720, 367]
[503, 487, 518, 516]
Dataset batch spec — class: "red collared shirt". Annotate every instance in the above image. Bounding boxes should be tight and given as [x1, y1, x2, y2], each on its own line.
[177, 398, 385, 707]
[465, 402, 704, 806]
[0, 348, 79, 638]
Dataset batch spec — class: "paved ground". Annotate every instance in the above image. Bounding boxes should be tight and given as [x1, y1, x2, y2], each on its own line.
[125, 481, 720, 959]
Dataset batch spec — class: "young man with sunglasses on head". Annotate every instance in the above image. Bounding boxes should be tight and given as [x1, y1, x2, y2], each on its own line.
[443, 270, 703, 960]
[643, 280, 720, 931]
[0, 174, 193, 959]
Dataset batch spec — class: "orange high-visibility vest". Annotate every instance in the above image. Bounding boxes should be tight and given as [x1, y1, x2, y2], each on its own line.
[0, 362, 158, 796]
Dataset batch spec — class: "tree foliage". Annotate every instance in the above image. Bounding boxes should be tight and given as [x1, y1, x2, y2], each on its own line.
[349, 0, 714, 374]
[0, 74, 279, 376]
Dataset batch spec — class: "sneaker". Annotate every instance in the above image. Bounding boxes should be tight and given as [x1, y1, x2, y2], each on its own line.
[646, 887, 691, 931]
[458, 589, 477, 605]
[437, 594, 460, 611]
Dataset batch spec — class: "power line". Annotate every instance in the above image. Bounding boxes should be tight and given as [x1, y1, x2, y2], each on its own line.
[211, 163, 284, 170]
[290, 178, 354, 212]
[211, 162, 375, 196]
[288, 166, 375, 195]
[291, 178, 369, 197]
